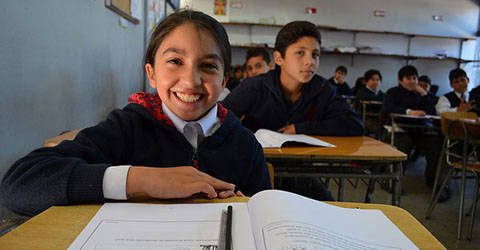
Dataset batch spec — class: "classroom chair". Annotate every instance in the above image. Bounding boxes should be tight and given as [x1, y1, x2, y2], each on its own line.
[266, 162, 275, 189]
[425, 112, 480, 240]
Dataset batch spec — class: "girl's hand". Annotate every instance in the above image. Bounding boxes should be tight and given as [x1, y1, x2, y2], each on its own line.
[278, 124, 296, 134]
[126, 166, 235, 199]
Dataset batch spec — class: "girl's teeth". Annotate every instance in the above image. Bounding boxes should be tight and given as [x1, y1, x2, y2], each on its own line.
[176, 93, 201, 103]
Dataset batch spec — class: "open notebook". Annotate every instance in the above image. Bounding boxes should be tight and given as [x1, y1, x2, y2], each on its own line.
[69, 190, 417, 250]
[254, 129, 335, 148]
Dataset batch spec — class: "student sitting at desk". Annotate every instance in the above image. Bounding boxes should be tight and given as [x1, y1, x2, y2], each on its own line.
[355, 69, 384, 102]
[436, 68, 479, 115]
[355, 69, 384, 136]
[222, 21, 363, 201]
[383, 65, 448, 201]
[0, 10, 271, 216]
[328, 65, 353, 96]
[222, 21, 363, 136]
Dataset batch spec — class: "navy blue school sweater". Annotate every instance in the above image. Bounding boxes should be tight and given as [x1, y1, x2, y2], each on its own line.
[0, 93, 271, 216]
[221, 69, 363, 136]
[383, 85, 437, 116]
[328, 77, 353, 96]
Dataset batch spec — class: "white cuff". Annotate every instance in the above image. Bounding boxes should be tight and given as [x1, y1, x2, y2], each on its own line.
[103, 165, 131, 200]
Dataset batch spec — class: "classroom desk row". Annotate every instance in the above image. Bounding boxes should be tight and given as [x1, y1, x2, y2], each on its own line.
[0, 197, 445, 249]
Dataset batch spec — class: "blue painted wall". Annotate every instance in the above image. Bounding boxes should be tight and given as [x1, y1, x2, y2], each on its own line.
[0, 0, 145, 179]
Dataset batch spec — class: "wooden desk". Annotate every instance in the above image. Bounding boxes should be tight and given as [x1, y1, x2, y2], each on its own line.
[0, 199, 445, 249]
[389, 113, 441, 145]
[264, 136, 407, 205]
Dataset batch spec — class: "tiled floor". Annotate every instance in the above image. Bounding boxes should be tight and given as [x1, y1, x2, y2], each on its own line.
[324, 156, 480, 249]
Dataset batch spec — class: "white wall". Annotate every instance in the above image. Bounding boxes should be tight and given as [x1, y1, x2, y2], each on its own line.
[182, 0, 479, 95]
[0, 0, 145, 179]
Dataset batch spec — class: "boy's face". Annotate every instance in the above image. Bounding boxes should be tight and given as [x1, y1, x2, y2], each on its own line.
[274, 36, 320, 85]
[366, 74, 381, 91]
[451, 76, 468, 93]
[418, 81, 430, 92]
[246, 55, 269, 78]
[399, 75, 418, 91]
[334, 70, 346, 82]
[145, 23, 226, 121]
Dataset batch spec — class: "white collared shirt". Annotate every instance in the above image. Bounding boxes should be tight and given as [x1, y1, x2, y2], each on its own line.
[436, 91, 468, 114]
[102, 103, 221, 200]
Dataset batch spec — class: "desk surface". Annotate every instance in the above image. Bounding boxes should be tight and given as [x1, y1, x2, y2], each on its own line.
[263, 136, 406, 162]
[0, 198, 444, 249]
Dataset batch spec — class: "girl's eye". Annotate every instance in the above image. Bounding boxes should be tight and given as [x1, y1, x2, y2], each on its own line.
[202, 63, 218, 70]
[313, 52, 320, 59]
[296, 51, 305, 56]
[167, 58, 182, 65]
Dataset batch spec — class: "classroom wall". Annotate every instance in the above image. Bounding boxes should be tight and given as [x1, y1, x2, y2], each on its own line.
[0, 0, 145, 179]
[183, 0, 480, 94]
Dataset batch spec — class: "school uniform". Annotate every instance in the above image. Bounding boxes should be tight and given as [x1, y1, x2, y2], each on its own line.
[0, 93, 271, 216]
[222, 68, 363, 136]
[383, 85, 442, 184]
[436, 91, 480, 115]
[355, 86, 384, 136]
[355, 86, 385, 102]
[328, 77, 353, 96]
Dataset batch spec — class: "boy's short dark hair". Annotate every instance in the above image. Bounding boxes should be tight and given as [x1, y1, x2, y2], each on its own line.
[335, 66, 347, 74]
[246, 47, 271, 64]
[398, 65, 418, 80]
[364, 69, 382, 81]
[274, 21, 321, 57]
[418, 75, 431, 85]
[449, 68, 468, 82]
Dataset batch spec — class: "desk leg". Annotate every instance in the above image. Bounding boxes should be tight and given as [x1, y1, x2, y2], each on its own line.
[392, 162, 403, 206]
[338, 178, 344, 201]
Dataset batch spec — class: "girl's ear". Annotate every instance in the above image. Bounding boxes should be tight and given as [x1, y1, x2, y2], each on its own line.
[273, 51, 284, 67]
[221, 75, 229, 88]
[145, 63, 156, 89]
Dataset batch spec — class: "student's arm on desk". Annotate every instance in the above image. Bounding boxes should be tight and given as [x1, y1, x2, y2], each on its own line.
[126, 166, 236, 199]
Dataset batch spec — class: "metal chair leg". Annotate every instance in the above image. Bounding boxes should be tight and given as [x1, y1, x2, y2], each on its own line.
[364, 178, 376, 203]
[337, 178, 344, 201]
[457, 140, 469, 240]
[426, 168, 454, 219]
[468, 172, 479, 240]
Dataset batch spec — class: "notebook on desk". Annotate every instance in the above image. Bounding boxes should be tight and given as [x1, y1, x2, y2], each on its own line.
[69, 190, 417, 250]
[254, 129, 335, 148]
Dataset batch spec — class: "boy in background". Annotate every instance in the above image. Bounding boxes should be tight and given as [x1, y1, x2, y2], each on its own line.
[384, 65, 448, 201]
[436, 68, 478, 115]
[245, 47, 271, 78]
[328, 65, 353, 96]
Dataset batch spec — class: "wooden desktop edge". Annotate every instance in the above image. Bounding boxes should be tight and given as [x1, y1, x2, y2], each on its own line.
[0, 197, 445, 249]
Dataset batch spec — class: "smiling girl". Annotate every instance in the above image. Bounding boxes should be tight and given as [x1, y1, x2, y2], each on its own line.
[1, 10, 271, 216]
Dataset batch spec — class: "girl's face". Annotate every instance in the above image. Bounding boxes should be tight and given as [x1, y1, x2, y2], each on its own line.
[145, 23, 226, 121]
[366, 74, 381, 91]
[274, 36, 320, 86]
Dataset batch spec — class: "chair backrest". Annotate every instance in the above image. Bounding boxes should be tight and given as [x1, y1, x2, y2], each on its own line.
[440, 112, 477, 139]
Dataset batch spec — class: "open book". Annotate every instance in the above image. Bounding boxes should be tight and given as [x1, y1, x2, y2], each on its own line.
[254, 129, 335, 148]
[69, 190, 417, 250]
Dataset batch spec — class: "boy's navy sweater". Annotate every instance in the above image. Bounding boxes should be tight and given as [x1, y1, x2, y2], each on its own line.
[383, 85, 437, 116]
[221, 69, 363, 136]
[0, 93, 271, 216]
[328, 77, 353, 96]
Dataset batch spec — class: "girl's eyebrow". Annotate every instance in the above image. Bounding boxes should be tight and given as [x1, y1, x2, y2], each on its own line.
[162, 47, 222, 62]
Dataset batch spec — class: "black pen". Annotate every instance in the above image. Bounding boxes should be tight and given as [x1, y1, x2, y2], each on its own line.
[225, 205, 233, 250]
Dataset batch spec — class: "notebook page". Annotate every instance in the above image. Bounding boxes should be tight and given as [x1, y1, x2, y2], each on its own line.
[247, 190, 418, 250]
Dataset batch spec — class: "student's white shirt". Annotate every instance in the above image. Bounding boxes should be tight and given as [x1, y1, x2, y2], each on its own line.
[102, 103, 220, 200]
[435, 91, 468, 114]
